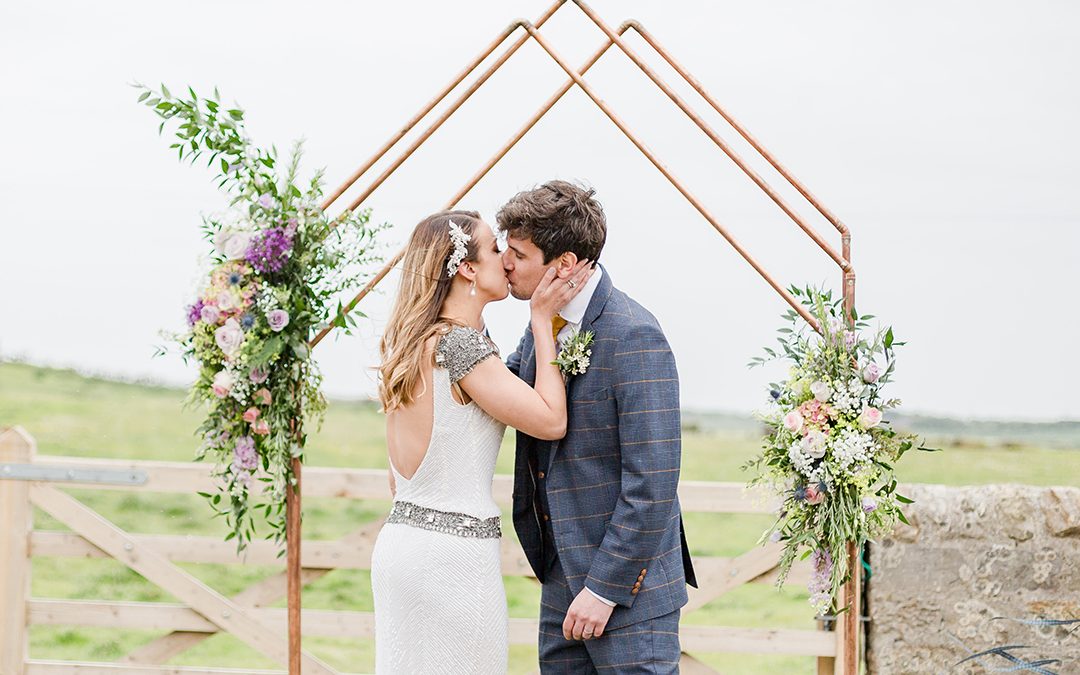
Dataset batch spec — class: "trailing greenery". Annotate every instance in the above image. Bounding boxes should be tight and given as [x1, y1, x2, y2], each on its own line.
[137, 83, 386, 551]
[745, 286, 937, 614]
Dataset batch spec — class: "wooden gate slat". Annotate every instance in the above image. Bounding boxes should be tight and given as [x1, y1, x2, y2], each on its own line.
[29, 485, 339, 675]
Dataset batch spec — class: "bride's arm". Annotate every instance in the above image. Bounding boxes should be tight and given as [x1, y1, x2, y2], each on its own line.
[460, 262, 593, 440]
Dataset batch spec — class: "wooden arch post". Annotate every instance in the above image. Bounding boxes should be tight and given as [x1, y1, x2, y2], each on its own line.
[293, 2, 862, 672]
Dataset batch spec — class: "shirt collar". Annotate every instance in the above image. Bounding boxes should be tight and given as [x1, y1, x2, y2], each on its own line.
[559, 265, 603, 326]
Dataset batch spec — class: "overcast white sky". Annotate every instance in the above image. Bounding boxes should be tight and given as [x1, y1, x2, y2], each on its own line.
[1, 1, 1077, 421]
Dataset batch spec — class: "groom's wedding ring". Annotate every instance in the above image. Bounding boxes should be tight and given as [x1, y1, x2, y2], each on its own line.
[567, 280, 577, 289]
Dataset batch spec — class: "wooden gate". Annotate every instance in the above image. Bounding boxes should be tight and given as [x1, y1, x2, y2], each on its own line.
[1, 426, 836, 673]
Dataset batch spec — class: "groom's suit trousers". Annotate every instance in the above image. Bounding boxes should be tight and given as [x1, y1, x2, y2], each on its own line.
[538, 557, 680, 675]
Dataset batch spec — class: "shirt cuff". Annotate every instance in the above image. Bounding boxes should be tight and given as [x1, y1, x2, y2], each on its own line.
[585, 586, 617, 607]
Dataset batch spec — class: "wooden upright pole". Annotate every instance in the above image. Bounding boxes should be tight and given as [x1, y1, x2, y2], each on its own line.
[1, 427, 35, 675]
[839, 271, 861, 674]
[287, 452, 302, 673]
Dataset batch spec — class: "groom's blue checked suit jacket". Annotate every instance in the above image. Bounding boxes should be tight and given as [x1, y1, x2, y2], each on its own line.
[507, 266, 697, 631]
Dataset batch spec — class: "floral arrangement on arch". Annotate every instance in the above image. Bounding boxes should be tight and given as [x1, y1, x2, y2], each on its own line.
[138, 84, 385, 550]
[744, 286, 935, 615]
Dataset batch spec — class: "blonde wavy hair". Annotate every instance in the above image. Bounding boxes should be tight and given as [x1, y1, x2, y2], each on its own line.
[378, 210, 482, 413]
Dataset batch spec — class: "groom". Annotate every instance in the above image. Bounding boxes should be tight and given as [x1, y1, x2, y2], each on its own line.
[500, 181, 697, 674]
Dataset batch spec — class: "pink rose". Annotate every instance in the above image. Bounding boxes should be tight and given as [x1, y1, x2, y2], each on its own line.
[859, 406, 883, 429]
[249, 367, 268, 384]
[214, 318, 245, 357]
[242, 407, 260, 424]
[252, 420, 270, 435]
[253, 388, 272, 405]
[862, 363, 881, 384]
[211, 370, 235, 398]
[783, 410, 804, 434]
[805, 484, 826, 505]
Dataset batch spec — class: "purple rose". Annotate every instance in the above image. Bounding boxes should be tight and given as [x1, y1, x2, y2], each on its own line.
[862, 362, 881, 384]
[267, 309, 290, 332]
[200, 305, 221, 325]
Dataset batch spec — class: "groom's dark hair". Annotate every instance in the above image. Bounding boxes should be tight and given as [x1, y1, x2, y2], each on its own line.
[496, 180, 606, 264]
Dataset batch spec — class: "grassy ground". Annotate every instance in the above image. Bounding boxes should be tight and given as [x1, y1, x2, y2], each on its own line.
[2, 361, 1078, 673]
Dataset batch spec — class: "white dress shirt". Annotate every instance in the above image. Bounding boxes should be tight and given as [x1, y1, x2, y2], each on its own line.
[553, 267, 616, 608]
[554, 266, 603, 346]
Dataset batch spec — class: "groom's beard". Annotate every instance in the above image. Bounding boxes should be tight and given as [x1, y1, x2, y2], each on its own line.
[509, 286, 531, 301]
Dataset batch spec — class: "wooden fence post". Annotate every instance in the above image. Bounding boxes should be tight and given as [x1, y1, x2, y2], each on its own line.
[1, 427, 35, 675]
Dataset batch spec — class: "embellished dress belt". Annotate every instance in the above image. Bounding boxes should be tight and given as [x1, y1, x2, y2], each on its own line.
[387, 500, 501, 539]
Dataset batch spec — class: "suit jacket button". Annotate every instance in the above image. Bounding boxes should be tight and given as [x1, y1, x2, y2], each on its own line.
[537, 471, 545, 479]
[543, 514, 550, 521]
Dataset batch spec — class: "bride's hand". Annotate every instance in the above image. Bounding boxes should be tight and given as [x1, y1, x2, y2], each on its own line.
[530, 259, 593, 323]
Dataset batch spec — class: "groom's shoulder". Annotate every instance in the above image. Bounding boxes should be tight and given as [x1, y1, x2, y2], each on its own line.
[603, 285, 667, 343]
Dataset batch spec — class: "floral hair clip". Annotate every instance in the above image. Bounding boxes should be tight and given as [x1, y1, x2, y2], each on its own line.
[446, 219, 471, 278]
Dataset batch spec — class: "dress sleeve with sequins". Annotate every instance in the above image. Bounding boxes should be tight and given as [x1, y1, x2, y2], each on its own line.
[434, 326, 500, 384]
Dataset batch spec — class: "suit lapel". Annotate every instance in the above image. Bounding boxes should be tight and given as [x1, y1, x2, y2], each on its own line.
[548, 266, 614, 471]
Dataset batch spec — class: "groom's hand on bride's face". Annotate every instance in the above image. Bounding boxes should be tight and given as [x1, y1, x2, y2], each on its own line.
[562, 588, 614, 641]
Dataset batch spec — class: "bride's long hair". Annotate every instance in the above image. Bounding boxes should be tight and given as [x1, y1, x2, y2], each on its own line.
[378, 210, 482, 413]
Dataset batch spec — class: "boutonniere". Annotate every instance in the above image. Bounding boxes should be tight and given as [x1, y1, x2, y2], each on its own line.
[552, 329, 594, 376]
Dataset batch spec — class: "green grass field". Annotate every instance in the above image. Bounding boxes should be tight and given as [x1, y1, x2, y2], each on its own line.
[2, 361, 1078, 673]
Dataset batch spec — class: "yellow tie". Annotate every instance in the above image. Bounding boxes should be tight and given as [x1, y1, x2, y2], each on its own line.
[551, 315, 568, 344]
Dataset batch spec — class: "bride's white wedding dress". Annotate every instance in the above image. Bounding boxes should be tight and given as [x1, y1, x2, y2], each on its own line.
[371, 326, 508, 674]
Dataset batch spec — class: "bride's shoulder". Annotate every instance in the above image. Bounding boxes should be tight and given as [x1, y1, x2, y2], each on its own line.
[433, 323, 499, 383]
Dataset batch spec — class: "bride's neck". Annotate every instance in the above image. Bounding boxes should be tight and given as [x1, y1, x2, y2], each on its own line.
[439, 294, 485, 332]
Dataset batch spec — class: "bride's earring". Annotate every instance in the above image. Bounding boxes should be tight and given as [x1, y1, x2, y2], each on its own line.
[470, 280, 477, 297]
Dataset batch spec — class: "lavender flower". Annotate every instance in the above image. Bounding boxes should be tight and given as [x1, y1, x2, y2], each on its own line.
[257, 193, 274, 209]
[808, 548, 834, 613]
[245, 227, 293, 274]
[861, 497, 878, 513]
[187, 299, 205, 327]
[233, 436, 258, 471]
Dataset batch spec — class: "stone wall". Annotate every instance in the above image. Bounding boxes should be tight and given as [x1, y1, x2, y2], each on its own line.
[867, 484, 1080, 674]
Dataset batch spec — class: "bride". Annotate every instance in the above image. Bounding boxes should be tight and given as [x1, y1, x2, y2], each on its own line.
[371, 209, 592, 674]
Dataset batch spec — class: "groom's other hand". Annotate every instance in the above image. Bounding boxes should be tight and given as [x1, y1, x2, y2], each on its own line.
[562, 588, 614, 640]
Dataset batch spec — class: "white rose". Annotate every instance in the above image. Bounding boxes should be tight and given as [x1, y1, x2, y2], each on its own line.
[216, 290, 238, 312]
[214, 230, 253, 260]
[214, 318, 245, 357]
[802, 429, 828, 459]
[810, 380, 832, 402]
